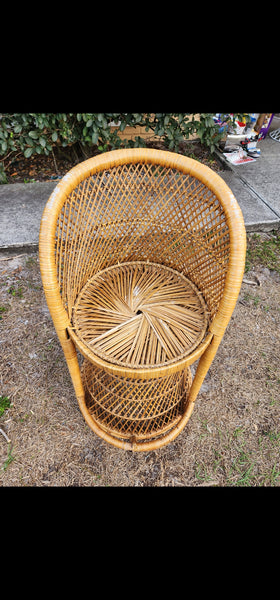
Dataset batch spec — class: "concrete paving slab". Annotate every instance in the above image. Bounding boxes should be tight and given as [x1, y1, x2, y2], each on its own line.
[216, 169, 280, 231]
[215, 115, 280, 231]
[230, 136, 280, 218]
[0, 181, 56, 250]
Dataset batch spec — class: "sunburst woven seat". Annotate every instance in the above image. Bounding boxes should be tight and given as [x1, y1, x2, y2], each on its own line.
[73, 262, 208, 368]
[39, 148, 246, 451]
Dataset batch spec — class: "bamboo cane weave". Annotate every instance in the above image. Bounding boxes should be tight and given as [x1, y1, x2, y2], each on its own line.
[39, 148, 247, 450]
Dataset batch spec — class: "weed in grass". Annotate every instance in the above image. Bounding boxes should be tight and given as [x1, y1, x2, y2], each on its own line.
[195, 463, 212, 482]
[246, 232, 280, 274]
[25, 256, 37, 268]
[233, 462, 256, 486]
[213, 451, 224, 474]
[0, 396, 15, 472]
[233, 426, 245, 440]
[228, 443, 256, 486]
[1, 443, 15, 471]
[0, 305, 8, 319]
[8, 285, 23, 299]
[267, 464, 280, 486]
[261, 430, 280, 444]
[0, 395, 11, 417]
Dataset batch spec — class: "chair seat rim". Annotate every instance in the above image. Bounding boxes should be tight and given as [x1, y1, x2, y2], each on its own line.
[72, 260, 209, 371]
[67, 325, 213, 380]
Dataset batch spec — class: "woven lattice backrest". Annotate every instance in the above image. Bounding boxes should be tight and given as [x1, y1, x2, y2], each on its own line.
[54, 155, 230, 326]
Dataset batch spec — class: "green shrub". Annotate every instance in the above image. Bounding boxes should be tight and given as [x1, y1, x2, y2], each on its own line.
[0, 113, 248, 178]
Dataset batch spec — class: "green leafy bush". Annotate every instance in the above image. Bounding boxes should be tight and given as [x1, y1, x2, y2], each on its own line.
[0, 113, 247, 179]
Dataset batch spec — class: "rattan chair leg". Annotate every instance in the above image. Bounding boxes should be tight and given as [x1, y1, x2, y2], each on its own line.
[59, 329, 85, 401]
[187, 334, 221, 405]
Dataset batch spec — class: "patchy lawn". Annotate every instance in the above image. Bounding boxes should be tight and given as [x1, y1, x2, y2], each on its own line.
[0, 232, 280, 486]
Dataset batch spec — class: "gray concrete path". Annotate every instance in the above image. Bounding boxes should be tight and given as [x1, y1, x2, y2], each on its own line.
[215, 114, 280, 232]
[0, 181, 56, 250]
[0, 118, 280, 251]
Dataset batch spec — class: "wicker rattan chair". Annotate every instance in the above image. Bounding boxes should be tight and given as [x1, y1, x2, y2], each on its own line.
[39, 148, 246, 451]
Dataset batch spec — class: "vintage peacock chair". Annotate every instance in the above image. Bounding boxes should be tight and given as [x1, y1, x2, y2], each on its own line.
[39, 148, 246, 451]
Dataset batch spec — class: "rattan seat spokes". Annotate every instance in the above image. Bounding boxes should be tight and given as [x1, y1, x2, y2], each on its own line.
[72, 261, 208, 369]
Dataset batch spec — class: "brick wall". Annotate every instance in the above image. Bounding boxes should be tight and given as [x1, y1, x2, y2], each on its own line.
[110, 124, 157, 141]
[110, 115, 200, 142]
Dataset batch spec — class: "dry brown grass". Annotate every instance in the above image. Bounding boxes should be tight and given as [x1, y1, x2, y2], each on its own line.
[0, 236, 280, 486]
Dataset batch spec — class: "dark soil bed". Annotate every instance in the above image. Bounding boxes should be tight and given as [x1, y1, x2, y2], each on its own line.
[2, 140, 222, 185]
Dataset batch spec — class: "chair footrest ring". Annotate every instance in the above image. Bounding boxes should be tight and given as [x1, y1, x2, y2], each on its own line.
[81, 360, 192, 446]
